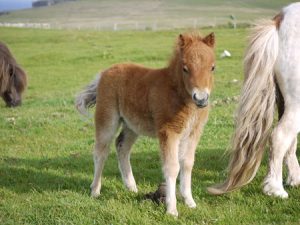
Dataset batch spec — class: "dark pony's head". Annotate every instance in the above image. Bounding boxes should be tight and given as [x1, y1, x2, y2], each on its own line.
[0, 42, 27, 107]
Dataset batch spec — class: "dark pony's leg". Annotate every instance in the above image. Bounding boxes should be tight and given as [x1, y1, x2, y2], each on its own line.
[115, 126, 138, 192]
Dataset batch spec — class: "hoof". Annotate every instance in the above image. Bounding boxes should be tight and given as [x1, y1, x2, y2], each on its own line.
[90, 184, 101, 198]
[287, 175, 300, 187]
[127, 185, 138, 193]
[166, 208, 178, 217]
[91, 189, 100, 198]
[263, 180, 288, 198]
[185, 198, 196, 208]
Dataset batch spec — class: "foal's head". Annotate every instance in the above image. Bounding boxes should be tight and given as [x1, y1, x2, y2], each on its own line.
[0, 42, 27, 107]
[176, 32, 215, 108]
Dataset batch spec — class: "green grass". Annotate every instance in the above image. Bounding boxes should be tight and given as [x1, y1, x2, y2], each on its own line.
[0, 27, 299, 225]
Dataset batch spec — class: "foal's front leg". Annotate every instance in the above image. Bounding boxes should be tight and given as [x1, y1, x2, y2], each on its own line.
[179, 136, 198, 208]
[159, 132, 180, 217]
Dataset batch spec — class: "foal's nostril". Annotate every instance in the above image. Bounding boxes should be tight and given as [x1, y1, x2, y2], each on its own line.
[192, 93, 197, 101]
[192, 92, 208, 102]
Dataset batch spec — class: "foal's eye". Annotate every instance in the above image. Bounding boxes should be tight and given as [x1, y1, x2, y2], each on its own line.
[211, 65, 215, 72]
[183, 65, 189, 74]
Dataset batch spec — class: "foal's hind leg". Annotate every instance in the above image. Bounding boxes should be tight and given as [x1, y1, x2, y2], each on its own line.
[90, 107, 120, 198]
[285, 138, 300, 186]
[116, 126, 138, 192]
[263, 110, 300, 198]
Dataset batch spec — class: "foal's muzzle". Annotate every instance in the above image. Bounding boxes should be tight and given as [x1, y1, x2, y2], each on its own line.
[192, 90, 209, 108]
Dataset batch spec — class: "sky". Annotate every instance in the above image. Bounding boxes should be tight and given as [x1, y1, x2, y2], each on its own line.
[0, 0, 32, 12]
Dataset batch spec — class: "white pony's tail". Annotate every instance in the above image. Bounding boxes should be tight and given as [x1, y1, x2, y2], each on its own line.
[208, 19, 279, 194]
[75, 74, 101, 116]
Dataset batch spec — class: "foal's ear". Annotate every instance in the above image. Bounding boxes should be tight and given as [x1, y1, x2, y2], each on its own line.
[178, 34, 191, 49]
[203, 32, 215, 48]
[178, 34, 186, 49]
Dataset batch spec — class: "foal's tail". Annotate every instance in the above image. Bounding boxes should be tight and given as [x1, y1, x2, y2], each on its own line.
[208, 19, 279, 195]
[75, 74, 101, 116]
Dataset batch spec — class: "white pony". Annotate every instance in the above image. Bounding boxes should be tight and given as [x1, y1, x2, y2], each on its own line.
[208, 2, 300, 198]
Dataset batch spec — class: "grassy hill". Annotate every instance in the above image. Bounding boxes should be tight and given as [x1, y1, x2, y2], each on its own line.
[0, 0, 296, 30]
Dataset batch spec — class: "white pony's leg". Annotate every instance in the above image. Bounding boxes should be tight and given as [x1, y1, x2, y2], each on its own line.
[263, 111, 298, 198]
[116, 127, 138, 192]
[285, 138, 300, 186]
[179, 137, 198, 208]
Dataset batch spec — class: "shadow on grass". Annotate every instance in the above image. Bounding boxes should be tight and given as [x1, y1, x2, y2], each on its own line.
[0, 153, 91, 194]
[0, 147, 228, 196]
[0, 166, 90, 194]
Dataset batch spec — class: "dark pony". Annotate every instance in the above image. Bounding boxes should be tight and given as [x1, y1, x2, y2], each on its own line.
[0, 42, 27, 107]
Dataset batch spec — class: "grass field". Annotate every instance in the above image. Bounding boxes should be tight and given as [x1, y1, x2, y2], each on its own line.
[0, 26, 300, 224]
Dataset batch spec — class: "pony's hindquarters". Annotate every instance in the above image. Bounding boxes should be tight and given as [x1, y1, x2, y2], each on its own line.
[208, 19, 279, 195]
[75, 72, 122, 197]
[263, 3, 300, 197]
